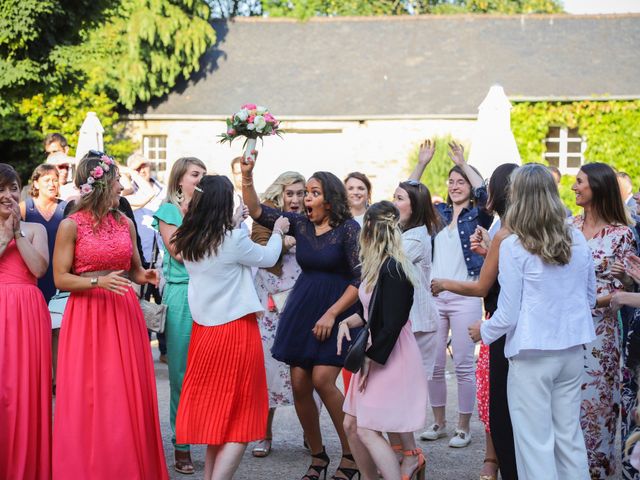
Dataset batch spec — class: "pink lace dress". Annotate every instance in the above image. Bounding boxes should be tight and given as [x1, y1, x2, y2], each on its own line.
[0, 239, 51, 480]
[52, 211, 168, 479]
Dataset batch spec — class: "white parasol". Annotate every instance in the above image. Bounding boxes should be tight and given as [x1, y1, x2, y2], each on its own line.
[467, 85, 521, 180]
[75, 112, 105, 160]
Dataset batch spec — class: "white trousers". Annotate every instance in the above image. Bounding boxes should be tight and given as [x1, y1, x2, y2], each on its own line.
[507, 346, 590, 480]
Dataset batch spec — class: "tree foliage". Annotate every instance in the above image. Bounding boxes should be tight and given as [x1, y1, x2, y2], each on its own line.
[207, 0, 562, 19]
[1, 0, 216, 182]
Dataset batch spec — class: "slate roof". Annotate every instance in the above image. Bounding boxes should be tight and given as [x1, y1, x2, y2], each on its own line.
[137, 14, 640, 118]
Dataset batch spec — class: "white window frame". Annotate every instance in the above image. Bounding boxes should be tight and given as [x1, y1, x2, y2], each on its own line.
[543, 126, 586, 175]
[142, 135, 168, 179]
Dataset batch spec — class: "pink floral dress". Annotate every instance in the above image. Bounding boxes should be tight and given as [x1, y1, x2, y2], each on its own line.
[254, 248, 301, 407]
[570, 216, 636, 479]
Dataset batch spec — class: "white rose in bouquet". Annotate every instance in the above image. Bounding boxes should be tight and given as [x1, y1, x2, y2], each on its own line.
[256, 105, 267, 114]
[253, 115, 267, 132]
[247, 123, 256, 131]
[235, 109, 249, 121]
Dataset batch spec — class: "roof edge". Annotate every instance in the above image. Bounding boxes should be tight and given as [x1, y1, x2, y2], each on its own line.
[127, 113, 479, 122]
[214, 12, 640, 24]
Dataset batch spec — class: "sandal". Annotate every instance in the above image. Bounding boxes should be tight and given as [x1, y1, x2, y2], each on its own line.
[252, 438, 272, 458]
[331, 453, 360, 480]
[301, 446, 330, 480]
[401, 448, 426, 480]
[479, 457, 498, 480]
[391, 444, 404, 464]
[174, 449, 194, 475]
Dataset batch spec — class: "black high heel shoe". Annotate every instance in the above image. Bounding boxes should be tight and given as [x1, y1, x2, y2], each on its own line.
[331, 453, 360, 480]
[301, 446, 330, 480]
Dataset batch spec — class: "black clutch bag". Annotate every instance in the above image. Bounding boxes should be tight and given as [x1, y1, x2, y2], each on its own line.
[343, 280, 380, 373]
[344, 325, 370, 373]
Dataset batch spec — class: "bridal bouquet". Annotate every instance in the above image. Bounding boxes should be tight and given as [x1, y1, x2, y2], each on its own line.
[219, 104, 283, 162]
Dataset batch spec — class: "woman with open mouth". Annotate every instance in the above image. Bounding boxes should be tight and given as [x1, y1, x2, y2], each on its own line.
[242, 156, 362, 480]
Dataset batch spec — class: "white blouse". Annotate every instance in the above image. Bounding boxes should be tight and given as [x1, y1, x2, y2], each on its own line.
[480, 229, 597, 357]
[184, 228, 282, 327]
[402, 226, 439, 333]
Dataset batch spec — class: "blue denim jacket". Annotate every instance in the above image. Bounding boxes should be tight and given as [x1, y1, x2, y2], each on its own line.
[435, 185, 493, 277]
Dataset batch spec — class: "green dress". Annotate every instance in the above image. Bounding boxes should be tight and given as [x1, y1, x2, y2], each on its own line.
[153, 202, 191, 452]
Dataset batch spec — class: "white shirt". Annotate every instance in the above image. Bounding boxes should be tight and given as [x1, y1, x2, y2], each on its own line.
[481, 229, 596, 357]
[184, 228, 282, 326]
[402, 226, 439, 333]
[432, 226, 473, 281]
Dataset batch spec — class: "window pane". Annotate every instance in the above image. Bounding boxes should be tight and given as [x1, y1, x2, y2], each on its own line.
[568, 127, 581, 138]
[546, 156, 560, 168]
[159, 150, 166, 160]
[567, 141, 582, 154]
[545, 141, 560, 154]
[158, 137, 166, 148]
[547, 126, 561, 138]
[567, 156, 582, 168]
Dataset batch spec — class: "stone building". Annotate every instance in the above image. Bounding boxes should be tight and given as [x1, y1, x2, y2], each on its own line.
[127, 14, 640, 199]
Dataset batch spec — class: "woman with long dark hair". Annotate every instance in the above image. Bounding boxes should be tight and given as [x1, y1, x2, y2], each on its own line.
[0, 163, 51, 480]
[153, 156, 207, 474]
[242, 157, 361, 480]
[338, 201, 427, 480]
[570, 162, 636, 479]
[172, 174, 288, 479]
[52, 152, 167, 479]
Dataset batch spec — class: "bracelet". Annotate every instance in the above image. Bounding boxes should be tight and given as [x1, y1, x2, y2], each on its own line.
[273, 229, 284, 237]
[242, 181, 254, 187]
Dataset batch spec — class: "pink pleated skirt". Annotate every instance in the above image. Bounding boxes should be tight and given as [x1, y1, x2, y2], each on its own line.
[176, 314, 268, 445]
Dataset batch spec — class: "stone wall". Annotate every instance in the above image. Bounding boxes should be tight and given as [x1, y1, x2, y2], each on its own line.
[125, 117, 476, 201]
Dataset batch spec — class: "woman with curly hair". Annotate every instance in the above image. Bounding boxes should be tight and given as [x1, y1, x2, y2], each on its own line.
[242, 157, 361, 480]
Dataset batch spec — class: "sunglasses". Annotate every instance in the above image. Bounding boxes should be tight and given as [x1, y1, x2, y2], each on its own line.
[89, 149, 106, 156]
[402, 180, 422, 187]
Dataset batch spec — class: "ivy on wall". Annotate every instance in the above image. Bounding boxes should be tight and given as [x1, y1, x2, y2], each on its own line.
[511, 99, 640, 213]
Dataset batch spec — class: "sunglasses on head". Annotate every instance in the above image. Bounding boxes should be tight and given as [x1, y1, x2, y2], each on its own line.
[89, 149, 106, 156]
[402, 180, 421, 187]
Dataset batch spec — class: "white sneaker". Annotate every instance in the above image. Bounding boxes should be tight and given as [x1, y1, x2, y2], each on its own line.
[448, 429, 471, 448]
[419, 423, 447, 441]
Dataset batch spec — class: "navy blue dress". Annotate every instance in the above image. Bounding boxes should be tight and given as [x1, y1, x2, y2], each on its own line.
[257, 205, 361, 369]
[24, 197, 67, 303]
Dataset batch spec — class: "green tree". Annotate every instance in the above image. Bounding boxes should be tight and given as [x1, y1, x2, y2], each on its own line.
[1, 0, 216, 182]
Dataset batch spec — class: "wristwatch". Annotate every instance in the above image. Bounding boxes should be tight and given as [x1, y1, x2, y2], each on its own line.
[90, 277, 99, 288]
[14, 230, 25, 240]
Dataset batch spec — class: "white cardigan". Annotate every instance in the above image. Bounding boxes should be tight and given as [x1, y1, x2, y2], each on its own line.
[480, 229, 596, 357]
[184, 228, 282, 326]
[402, 226, 439, 333]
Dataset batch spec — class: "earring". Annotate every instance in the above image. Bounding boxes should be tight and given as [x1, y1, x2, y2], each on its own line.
[176, 186, 184, 204]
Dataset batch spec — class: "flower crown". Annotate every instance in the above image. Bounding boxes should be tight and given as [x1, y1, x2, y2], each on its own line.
[80, 154, 116, 197]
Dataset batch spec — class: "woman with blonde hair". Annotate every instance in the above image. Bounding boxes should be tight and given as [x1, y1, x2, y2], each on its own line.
[251, 171, 305, 457]
[153, 156, 207, 474]
[468, 164, 596, 479]
[52, 151, 167, 478]
[338, 200, 428, 480]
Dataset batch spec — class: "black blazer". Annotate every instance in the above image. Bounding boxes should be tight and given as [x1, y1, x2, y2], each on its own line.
[365, 257, 414, 365]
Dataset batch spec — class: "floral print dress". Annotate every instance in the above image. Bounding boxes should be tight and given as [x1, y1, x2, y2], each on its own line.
[254, 248, 301, 407]
[570, 216, 636, 479]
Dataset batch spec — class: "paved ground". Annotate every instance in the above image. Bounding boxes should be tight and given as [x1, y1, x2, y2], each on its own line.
[153, 343, 489, 480]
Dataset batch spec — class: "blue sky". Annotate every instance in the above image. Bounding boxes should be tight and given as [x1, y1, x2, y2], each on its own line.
[563, 0, 640, 14]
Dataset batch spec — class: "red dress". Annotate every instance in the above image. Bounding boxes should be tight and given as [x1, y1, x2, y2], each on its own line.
[0, 240, 52, 480]
[52, 211, 168, 479]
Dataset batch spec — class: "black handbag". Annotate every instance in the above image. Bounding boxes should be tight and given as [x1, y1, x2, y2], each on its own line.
[343, 281, 380, 373]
